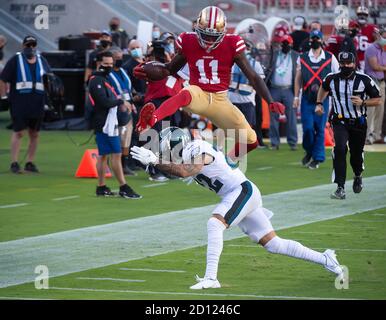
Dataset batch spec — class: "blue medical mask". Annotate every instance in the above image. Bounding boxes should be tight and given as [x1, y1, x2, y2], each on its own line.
[152, 31, 160, 39]
[131, 48, 142, 58]
[165, 43, 175, 55]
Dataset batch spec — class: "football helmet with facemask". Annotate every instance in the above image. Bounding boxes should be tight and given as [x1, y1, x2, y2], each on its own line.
[159, 127, 191, 164]
[195, 6, 227, 52]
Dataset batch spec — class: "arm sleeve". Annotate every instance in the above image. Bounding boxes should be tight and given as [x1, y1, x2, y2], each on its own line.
[321, 73, 334, 91]
[234, 35, 246, 56]
[364, 76, 381, 98]
[89, 77, 123, 109]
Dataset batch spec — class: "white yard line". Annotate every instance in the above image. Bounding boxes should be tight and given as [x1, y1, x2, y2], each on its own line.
[52, 196, 80, 201]
[119, 268, 186, 273]
[227, 244, 386, 253]
[49, 286, 359, 300]
[345, 219, 386, 223]
[76, 277, 145, 283]
[289, 231, 350, 235]
[0, 296, 55, 300]
[142, 183, 168, 188]
[0, 174, 385, 289]
[0, 203, 28, 209]
[372, 214, 386, 217]
[256, 167, 272, 171]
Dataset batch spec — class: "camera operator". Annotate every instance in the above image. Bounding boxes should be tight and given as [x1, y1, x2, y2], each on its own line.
[88, 51, 141, 199]
[108, 47, 136, 176]
[0, 36, 51, 174]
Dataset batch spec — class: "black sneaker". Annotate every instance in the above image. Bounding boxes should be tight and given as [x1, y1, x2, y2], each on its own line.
[331, 186, 346, 200]
[308, 160, 320, 170]
[290, 145, 298, 151]
[302, 153, 312, 166]
[353, 175, 363, 194]
[96, 185, 115, 197]
[270, 145, 279, 150]
[119, 184, 142, 199]
[24, 162, 39, 173]
[122, 156, 137, 176]
[10, 162, 21, 174]
[149, 172, 169, 182]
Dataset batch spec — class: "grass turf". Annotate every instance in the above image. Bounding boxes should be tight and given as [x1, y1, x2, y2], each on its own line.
[0, 112, 385, 299]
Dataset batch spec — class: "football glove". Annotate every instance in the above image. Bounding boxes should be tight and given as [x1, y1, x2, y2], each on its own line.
[130, 146, 158, 166]
[269, 102, 286, 115]
[133, 63, 148, 80]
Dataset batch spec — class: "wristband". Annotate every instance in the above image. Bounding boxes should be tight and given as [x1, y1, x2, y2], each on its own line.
[294, 97, 299, 100]
[316, 102, 323, 106]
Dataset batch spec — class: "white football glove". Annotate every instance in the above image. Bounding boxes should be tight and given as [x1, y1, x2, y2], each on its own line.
[130, 146, 158, 166]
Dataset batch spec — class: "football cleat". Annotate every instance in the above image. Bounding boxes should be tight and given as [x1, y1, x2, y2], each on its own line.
[190, 275, 221, 290]
[331, 186, 346, 200]
[136, 102, 157, 133]
[353, 175, 363, 194]
[323, 249, 344, 277]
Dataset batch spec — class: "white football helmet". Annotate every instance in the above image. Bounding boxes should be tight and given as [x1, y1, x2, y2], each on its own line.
[195, 6, 227, 52]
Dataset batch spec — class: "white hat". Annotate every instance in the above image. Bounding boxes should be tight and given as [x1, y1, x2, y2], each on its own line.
[293, 16, 305, 31]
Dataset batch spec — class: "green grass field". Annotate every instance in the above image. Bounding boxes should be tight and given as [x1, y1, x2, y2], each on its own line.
[0, 112, 385, 300]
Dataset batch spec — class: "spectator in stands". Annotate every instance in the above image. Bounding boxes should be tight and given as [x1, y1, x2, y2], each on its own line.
[294, 30, 339, 169]
[160, 32, 176, 60]
[266, 35, 299, 151]
[290, 16, 309, 53]
[84, 31, 113, 84]
[192, 19, 197, 32]
[152, 25, 161, 40]
[0, 36, 52, 174]
[88, 51, 141, 199]
[108, 47, 136, 176]
[229, 39, 266, 149]
[109, 17, 129, 50]
[364, 27, 386, 145]
[356, 6, 377, 44]
[271, 25, 290, 51]
[143, 41, 185, 181]
[0, 35, 7, 73]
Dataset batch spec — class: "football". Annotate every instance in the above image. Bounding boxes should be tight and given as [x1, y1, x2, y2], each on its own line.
[143, 61, 170, 81]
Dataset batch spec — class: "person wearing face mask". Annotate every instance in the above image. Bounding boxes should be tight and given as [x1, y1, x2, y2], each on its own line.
[88, 51, 141, 199]
[229, 39, 267, 149]
[348, 20, 366, 71]
[0, 35, 52, 174]
[160, 32, 176, 60]
[265, 35, 299, 151]
[152, 25, 161, 40]
[316, 52, 381, 199]
[107, 48, 136, 176]
[355, 6, 377, 44]
[84, 31, 113, 86]
[109, 17, 129, 50]
[364, 28, 386, 145]
[294, 29, 340, 169]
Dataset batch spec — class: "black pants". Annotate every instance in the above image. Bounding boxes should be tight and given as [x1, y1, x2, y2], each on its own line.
[332, 120, 367, 187]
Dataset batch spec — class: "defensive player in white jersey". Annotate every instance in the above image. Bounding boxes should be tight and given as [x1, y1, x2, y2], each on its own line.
[131, 127, 344, 289]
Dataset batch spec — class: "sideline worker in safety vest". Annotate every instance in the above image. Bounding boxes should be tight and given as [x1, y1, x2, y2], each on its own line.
[228, 40, 266, 148]
[294, 29, 339, 169]
[0, 35, 51, 174]
[108, 47, 136, 176]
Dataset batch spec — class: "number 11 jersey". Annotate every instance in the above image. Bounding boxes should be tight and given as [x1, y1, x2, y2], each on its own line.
[175, 32, 246, 92]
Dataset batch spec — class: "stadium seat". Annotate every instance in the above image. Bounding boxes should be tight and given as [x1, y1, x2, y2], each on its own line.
[309, 0, 320, 9]
[279, 0, 290, 8]
[294, 0, 305, 9]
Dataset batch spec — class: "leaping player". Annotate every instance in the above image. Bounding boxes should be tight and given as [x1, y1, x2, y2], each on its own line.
[133, 6, 285, 160]
[130, 127, 344, 289]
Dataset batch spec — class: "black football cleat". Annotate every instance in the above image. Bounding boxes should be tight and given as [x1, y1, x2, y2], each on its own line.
[331, 186, 346, 200]
[24, 162, 39, 173]
[96, 185, 115, 197]
[119, 184, 142, 199]
[353, 175, 363, 194]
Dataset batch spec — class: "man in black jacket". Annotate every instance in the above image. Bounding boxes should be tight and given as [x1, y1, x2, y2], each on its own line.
[88, 51, 141, 199]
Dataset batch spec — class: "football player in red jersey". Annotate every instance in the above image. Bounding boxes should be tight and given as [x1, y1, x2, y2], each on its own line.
[356, 6, 377, 44]
[134, 6, 285, 159]
[349, 20, 366, 71]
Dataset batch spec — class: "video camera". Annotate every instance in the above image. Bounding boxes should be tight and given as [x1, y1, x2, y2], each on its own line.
[148, 39, 167, 63]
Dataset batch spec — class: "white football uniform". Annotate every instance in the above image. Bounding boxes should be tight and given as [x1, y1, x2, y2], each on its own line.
[183, 140, 274, 236]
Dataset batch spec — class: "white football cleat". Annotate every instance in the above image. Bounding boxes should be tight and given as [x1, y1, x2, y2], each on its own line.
[190, 275, 221, 290]
[323, 249, 344, 276]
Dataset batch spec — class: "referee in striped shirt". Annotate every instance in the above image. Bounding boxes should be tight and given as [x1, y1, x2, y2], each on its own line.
[316, 52, 381, 200]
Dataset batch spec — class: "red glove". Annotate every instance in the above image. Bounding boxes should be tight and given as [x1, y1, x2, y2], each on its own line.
[133, 63, 148, 80]
[269, 102, 285, 115]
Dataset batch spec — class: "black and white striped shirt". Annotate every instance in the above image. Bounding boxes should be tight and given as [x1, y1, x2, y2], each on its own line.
[322, 71, 381, 119]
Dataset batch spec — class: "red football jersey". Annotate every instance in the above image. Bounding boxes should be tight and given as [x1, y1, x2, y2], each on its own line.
[355, 32, 369, 67]
[360, 24, 376, 43]
[175, 32, 246, 92]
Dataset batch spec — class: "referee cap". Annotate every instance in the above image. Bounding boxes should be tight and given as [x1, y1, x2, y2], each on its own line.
[338, 52, 355, 64]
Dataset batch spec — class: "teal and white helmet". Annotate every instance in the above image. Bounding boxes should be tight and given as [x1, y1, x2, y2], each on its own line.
[159, 127, 191, 163]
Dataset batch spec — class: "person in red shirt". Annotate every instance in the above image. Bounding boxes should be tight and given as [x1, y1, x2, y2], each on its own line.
[356, 6, 377, 44]
[134, 6, 285, 160]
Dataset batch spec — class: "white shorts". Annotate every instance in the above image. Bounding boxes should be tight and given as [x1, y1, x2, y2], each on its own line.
[213, 180, 262, 226]
[213, 180, 274, 241]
